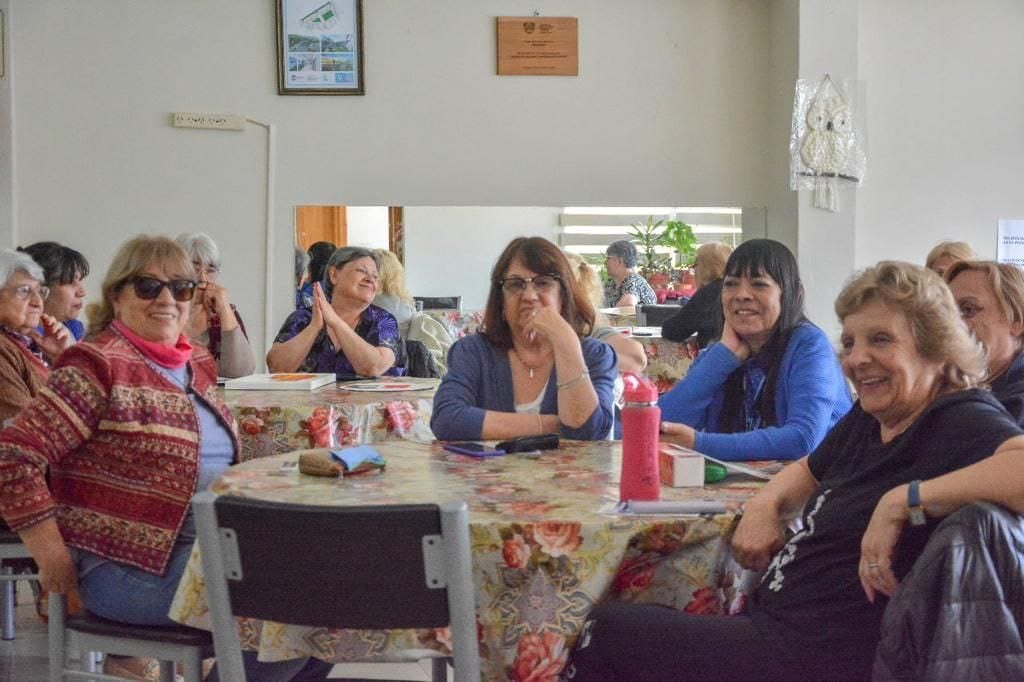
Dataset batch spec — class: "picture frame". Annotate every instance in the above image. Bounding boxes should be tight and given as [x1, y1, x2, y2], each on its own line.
[276, 0, 364, 95]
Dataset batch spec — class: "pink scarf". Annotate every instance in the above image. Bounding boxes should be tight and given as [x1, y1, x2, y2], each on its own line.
[112, 320, 193, 369]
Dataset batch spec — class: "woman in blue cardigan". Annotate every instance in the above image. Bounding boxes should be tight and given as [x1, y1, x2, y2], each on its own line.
[431, 237, 616, 441]
[659, 239, 851, 461]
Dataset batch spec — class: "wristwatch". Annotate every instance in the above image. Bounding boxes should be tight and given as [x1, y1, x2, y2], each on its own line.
[907, 479, 927, 526]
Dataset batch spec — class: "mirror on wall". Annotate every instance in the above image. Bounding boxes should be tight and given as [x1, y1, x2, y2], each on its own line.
[292, 205, 766, 313]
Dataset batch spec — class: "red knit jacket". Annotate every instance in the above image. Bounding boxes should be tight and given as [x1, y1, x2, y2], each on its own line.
[0, 326, 238, 575]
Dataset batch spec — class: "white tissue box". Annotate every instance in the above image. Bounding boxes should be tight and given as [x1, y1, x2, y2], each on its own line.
[659, 445, 705, 487]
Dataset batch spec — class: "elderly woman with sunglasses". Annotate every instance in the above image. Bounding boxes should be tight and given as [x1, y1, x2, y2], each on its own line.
[432, 237, 616, 441]
[0, 236, 331, 681]
[0, 249, 73, 423]
[175, 233, 255, 378]
[268, 246, 404, 379]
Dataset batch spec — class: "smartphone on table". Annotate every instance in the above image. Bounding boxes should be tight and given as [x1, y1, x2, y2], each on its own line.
[442, 441, 506, 457]
[496, 433, 560, 454]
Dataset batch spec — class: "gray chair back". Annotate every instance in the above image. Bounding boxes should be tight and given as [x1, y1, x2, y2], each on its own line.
[193, 491, 481, 682]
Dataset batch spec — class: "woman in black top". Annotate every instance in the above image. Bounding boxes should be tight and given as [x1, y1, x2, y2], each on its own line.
[946, 260, 1024, 422]
[661, 241, 732, 347]
[566, 262, 1024, 681]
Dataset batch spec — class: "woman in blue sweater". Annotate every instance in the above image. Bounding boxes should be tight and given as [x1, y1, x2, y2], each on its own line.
[431, 237, 616, 441]
[659, 239, 851, 461]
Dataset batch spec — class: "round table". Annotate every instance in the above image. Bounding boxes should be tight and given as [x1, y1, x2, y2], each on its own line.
[170, 440, 773, 679]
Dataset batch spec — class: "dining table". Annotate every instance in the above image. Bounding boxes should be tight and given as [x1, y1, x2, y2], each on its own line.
[169, 439, 779, 680]
[224, 379, 439, 461]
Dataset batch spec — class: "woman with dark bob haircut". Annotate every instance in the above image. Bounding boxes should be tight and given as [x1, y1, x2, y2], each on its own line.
[658, 239, 852, 460]
[431, 237, 616, 441]
[17, 241, 89, 341]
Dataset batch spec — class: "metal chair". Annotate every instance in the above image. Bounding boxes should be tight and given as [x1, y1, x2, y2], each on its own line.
[48, 591, 212, 682]
[193, 491, 481, 682]
[0, 524, 38, 641]
[414, 296, 462, 312]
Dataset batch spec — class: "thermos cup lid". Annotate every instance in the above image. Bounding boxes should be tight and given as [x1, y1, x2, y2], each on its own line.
[622, 372, 658, 404]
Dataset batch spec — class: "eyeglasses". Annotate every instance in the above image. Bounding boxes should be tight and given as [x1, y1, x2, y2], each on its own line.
[126, 276, 197, 302]
[498, 274, 561, 296]
[5, 284, 49, 301]
[192, 261, 220, 278]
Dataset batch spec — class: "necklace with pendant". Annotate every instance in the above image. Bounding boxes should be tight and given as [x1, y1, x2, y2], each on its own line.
[512, 348, 549, 379]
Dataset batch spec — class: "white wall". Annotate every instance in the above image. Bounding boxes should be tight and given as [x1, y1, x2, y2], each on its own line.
[4, 0, 798, 362]
[404, 206, 561, 311]
[856, 0, 1024, 266]
[345, 206, 389, 249]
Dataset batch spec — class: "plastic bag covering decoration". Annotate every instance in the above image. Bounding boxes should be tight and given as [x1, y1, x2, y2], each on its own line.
[790, 75, 866, 213]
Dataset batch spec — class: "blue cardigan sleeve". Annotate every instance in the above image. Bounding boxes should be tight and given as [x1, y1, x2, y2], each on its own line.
[692, 327, 849, 461]
[658, 342, 741, 429]
[560, 339, 617, 441]
[430, 337, 489, 441]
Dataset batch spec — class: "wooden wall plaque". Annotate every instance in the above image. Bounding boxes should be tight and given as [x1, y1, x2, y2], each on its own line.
[496, 17, 578, 76]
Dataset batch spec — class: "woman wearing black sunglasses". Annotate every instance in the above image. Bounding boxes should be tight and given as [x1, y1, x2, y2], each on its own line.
[0, 236, 331, 681]
[431, 237, 616, 441]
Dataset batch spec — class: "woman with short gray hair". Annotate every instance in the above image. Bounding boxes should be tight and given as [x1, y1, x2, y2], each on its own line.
[603, 240, 657, 307]
[0, 249, 72, 421]
[175, 232, 255, 378]
[267, 246, 404, 379]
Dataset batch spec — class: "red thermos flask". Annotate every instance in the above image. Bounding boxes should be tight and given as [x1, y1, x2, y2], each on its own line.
[619, 373, 661, 501]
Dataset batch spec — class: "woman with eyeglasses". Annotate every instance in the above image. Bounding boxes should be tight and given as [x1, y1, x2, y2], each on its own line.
[0, 236, 332, 681]
[175, 233, 255, 378]
[0, 249, 73, 422]
[17, 241, 90, 342]
[431, 237, 616, 441]
[268, 245, 405, 379]
[604, 240, 657, 308]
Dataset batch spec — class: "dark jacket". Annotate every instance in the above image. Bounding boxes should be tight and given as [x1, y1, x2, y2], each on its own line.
[991, 351, 1024, 425]
[873, 502, 1024, 681]
[661, 278, 722, 347]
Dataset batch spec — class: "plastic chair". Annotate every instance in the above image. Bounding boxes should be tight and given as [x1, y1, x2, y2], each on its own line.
[414, 296, 462, 312]
[0, 525, 38, 640]
[193, 491, 481, 682]
[48, 591, 212, 682]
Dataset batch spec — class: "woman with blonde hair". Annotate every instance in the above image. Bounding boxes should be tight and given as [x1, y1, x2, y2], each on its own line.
[372, 248, 417, 336]
[569, 261, 1024, 681]
[564, 251, 647, 374]
[925, 240, 976, 277]
[662, 241, 733, 347]
[0, 235, 330, 680]
[945, 260, 1024, 421]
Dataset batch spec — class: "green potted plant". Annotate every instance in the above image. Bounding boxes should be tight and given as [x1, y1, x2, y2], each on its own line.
[659, 220, 698, 269]
[629, 216, 671, 277]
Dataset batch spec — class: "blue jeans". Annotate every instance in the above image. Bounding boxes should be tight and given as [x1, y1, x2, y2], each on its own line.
[75, 541, 332, 681]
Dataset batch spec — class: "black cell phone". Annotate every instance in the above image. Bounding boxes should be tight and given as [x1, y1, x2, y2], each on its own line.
[442, 441, 506, 457]
[496, 433, 560, 454]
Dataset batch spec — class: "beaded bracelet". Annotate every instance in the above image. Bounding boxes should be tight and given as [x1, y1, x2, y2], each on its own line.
[557, 370, 590, 391]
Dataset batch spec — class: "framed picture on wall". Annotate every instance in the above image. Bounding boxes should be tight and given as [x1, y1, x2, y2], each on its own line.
[276, 0, 364, 95]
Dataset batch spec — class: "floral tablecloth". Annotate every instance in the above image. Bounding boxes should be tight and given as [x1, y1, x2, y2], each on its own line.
[424, 309, 483, 339]
[624, 330, 696, 394]
[169, 440, 777, 680]
[224, 380, 439, 460]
